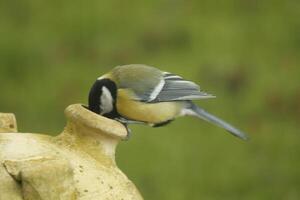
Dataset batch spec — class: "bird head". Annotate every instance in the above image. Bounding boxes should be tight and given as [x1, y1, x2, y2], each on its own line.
[88, 78, 118, 118]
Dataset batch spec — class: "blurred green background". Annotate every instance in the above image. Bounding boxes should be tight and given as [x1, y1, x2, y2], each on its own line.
[1, 0, 299, 199]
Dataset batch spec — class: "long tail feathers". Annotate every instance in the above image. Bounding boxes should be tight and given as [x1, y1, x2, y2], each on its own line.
[189, 104, 248, 140]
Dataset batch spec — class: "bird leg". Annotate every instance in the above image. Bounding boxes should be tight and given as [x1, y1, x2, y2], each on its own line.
[114, 118, 132, 140]
[123, 124, 131, 141]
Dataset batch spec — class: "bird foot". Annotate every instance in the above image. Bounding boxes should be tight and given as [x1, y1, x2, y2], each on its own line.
[123, 125, 131, 141]
[114, 118, 131, 141]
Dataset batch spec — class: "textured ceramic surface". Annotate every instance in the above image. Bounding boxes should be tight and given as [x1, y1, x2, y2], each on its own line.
[0, 113, 17, 133]
[0, 104, 143, 200]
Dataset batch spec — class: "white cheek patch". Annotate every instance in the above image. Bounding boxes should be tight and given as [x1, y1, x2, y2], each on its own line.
[100, 86, 114, 115]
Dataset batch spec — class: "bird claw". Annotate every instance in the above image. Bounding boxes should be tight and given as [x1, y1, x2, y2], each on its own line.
[123, 125, 131, 141]
[114, 118, 131, 141]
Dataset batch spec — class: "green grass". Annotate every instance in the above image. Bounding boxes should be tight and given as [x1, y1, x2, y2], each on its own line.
[1, 0, 300, 199]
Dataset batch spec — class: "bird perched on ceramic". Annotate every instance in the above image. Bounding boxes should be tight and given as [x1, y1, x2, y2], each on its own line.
[88, 64, 248, 140]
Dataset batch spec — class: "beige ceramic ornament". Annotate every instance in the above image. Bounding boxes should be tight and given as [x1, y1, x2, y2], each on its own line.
[0, 104, 143, 200]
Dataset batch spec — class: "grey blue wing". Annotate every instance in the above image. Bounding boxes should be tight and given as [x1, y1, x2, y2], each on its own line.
[150, 72, 215, 103]
[112, 65, 214, 103]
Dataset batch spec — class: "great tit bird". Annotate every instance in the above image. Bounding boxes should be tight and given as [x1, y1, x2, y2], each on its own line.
[88, 64, 248, 140]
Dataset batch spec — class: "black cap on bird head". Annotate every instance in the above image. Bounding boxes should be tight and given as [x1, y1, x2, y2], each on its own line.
[88, 78, 118, 118]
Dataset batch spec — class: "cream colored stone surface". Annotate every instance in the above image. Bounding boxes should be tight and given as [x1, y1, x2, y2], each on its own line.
[0, 113, 17, 133]
[0, 104, 143, 200]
